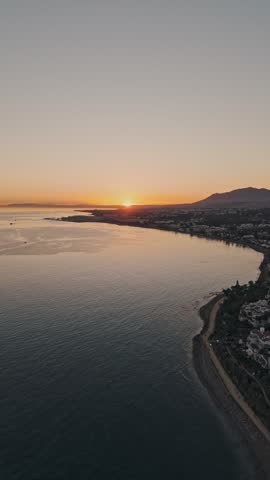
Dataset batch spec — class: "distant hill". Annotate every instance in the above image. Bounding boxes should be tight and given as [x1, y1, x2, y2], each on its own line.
[191, 187, 270, 208]
[3, 187, 270, 210]
[5, 203, 120, 209]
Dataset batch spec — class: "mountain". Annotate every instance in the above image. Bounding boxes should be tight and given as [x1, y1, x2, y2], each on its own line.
[191, 187, 270, 208]
[4, 188, 270, 210]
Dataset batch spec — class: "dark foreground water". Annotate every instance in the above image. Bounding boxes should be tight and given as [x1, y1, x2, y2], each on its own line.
[0, 210, 262, 479]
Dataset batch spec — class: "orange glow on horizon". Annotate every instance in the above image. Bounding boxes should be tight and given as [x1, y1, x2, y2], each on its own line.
[0, 193, 206, 207]
[0, 191, 206, 207]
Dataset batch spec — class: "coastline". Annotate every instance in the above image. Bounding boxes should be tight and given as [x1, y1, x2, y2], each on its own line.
[55, 215, 270, 476]
[54, 213, 270, 258]
[193, 279, 270, 479]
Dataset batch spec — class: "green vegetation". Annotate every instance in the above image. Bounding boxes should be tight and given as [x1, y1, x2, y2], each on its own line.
[213, 277, 270, 429]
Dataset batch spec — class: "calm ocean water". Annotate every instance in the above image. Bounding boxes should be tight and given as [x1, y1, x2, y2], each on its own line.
[0, 209, 262, 479]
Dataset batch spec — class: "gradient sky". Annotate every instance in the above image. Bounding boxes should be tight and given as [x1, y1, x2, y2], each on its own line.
[1, 1, 270, 205]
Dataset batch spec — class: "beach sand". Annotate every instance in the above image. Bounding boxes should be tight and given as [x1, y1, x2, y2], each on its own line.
[193, 296, 270, 479]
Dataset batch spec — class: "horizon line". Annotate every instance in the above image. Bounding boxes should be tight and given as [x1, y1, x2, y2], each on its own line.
[1, 186, 269, 209]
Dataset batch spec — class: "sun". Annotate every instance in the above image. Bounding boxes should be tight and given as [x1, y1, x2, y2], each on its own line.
[122, 201, 133, 207]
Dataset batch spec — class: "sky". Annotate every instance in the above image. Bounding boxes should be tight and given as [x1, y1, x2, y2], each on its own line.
[1, 1, 270, 205]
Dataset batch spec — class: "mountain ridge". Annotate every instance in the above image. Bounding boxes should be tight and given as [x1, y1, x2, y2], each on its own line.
[191, 187, 270, 208]
[2, 187, 270, 209]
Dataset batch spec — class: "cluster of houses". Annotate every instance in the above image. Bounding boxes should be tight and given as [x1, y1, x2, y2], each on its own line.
[183, 222, 270, 248]
[239, 294, 270, 370]
[246, 329, 270, 370]
[148, 212, 270, 248]
[97, 206, 270, 250]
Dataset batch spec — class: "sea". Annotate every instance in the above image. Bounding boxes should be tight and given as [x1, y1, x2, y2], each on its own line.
[0, 209, 262, 479]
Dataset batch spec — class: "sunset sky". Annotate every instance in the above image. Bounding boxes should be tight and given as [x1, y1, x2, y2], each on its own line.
[1, 1, 270, 205]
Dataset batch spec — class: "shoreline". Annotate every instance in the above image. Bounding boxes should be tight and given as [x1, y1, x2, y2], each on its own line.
[193, 279, 270, 479]
[55, 215, 270, 476]
[55, 213, 270, 257]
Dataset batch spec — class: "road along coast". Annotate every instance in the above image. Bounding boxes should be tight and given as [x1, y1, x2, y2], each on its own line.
[193, 289, 270, 479]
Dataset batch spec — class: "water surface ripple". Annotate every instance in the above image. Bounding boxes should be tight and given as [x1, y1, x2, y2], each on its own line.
[0, 210, 262, 479]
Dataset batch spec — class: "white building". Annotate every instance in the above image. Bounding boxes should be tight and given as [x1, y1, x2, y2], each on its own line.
[239, 295, 270, 327]
[246, 330, 270, 370]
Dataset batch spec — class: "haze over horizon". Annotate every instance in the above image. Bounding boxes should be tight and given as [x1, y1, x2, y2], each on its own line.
[2, 186, 270, 208]
[1, 1, 270, 205]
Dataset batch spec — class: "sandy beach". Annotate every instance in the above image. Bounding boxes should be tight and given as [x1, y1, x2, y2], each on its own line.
[193, 295, 270, 479]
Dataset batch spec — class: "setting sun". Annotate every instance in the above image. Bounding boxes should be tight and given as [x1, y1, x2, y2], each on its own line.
[122, 201, 133, 207]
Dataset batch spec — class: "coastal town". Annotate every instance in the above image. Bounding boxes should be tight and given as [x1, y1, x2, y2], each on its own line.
[60, 205, 270, 251]
[241, 295, 270, 371]
[213, 279, 270, 430]
[58, 204, 270, 436]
